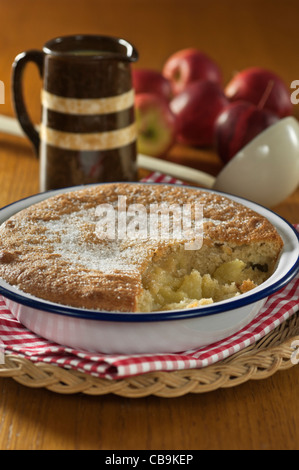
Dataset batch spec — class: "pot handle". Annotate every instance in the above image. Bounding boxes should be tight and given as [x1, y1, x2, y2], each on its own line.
[12, 50, 44, 157]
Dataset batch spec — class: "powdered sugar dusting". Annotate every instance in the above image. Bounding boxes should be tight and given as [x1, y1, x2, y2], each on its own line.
[39, 207, 142, 273]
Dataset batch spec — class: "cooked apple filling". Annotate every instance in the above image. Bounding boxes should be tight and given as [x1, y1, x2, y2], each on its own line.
[139, 246, 271, 312]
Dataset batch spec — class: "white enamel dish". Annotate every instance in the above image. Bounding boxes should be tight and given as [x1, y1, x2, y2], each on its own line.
[0, 183, 298, 354]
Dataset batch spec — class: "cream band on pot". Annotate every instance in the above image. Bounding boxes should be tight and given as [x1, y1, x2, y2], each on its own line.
[41, 89, 135, 115]
[40, 122, 137, 151]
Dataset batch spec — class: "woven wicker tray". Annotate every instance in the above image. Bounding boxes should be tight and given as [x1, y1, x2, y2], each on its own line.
[1, 311, 299, 397]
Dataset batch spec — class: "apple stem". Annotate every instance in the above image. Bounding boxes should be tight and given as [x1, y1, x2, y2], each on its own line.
[258, 80, 274, 110]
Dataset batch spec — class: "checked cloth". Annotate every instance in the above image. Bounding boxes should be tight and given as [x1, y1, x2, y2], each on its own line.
[0, 172, 298, 380]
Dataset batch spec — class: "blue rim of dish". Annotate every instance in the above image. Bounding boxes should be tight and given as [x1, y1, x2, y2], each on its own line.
[0, 182, 298, 322]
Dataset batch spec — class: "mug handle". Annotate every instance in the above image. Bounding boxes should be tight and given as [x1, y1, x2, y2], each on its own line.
[12, 50, 44, 157]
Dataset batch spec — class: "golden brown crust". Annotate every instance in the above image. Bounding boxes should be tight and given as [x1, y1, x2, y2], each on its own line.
[0, 183, 283, 312]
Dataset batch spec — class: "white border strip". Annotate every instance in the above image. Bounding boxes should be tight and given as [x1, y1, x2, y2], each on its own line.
[41, 89, 135, 115]
[40, 123, 137, 151]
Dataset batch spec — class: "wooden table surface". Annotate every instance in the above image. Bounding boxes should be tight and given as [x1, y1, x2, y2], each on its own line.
[0, 0, 298, 450]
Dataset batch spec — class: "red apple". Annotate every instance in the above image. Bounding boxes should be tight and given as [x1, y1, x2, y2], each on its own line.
[134, 93, 177, 157]
[170, 80, 229, 147]
[162, 48, 222, 95]
[225, 67, 293, 118]
[214, 100, 280, 163]
[132, 68, 172, 101]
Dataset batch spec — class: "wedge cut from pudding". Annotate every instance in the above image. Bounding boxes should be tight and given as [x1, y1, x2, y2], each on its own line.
[0, 183, 283, 312]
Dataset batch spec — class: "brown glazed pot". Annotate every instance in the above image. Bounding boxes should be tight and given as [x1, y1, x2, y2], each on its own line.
[12, 35, 139, 191]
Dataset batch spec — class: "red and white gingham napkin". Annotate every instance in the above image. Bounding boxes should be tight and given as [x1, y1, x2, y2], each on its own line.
[0, 172, 298, 380]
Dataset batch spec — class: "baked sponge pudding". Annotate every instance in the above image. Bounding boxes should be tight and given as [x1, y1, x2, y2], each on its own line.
[0, 183, 283, 312]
